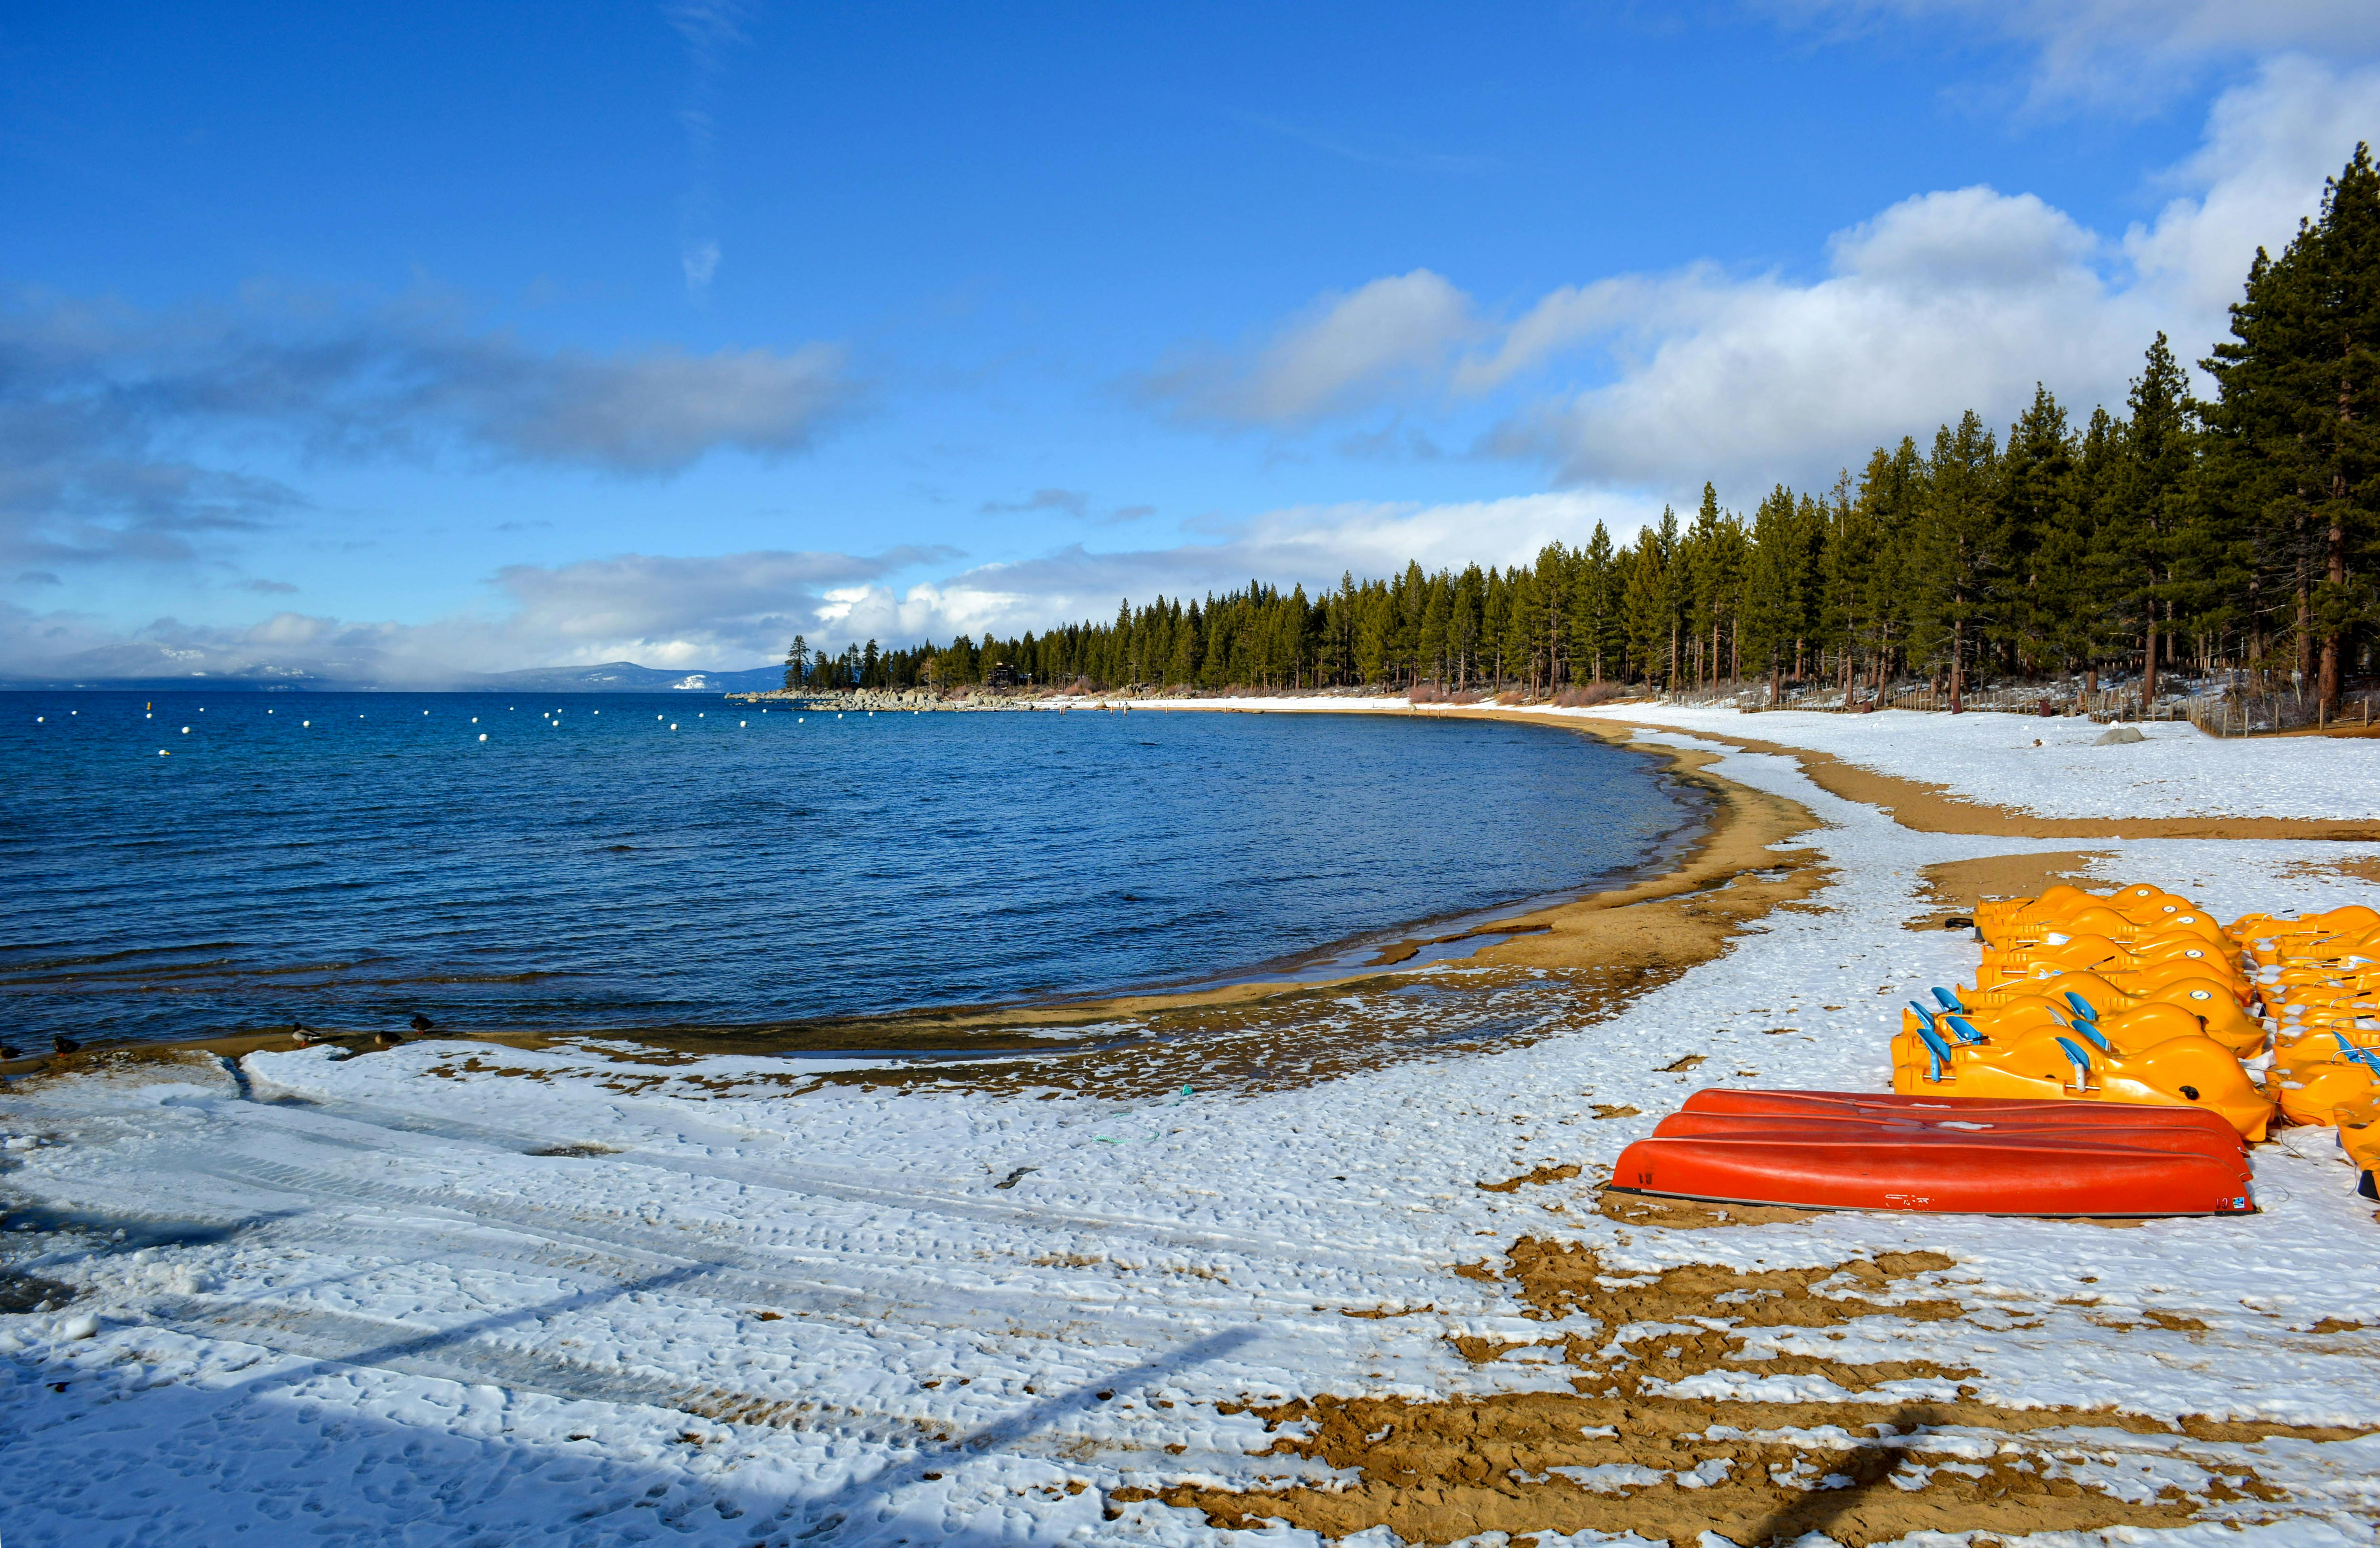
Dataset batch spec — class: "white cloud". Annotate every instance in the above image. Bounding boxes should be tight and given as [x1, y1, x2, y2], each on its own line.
[814, 491, 1654, 646]
[1500, 184, 2145, 488]
[1137, 270, 1477, 425]
[1773, 0, 2380, 105]
[0, 290, 860, 577]
[1163, 58, 2379, 496]
[2123, 57, 2380, 318]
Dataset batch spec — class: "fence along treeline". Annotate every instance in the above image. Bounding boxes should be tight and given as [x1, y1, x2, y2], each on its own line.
[789, 148, 2380, 710]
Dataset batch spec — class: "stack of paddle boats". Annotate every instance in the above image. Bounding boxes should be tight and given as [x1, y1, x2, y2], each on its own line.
[2233, 903, 2380, 1198]
[1611, 883, 2380, 1217]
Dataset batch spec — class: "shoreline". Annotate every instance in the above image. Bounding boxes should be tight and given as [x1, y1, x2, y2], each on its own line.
[11, 714, 1824, 1093]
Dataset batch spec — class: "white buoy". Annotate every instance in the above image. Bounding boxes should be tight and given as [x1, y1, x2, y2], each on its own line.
[182, 726, 191, 734]
[303, 719, 311, 726]
[799, 716, 805, 723]
[740, 720, 746, 726]
[478, 733, 487, 742]
[670, 723, 678, 730]
[471, 717, 478, 723]
[158, 749, 168, 755]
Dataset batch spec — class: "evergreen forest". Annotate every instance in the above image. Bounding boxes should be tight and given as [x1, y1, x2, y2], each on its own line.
[789, 148, 2380, 713]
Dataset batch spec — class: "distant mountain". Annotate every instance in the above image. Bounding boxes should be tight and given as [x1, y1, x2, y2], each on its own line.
[0, 660, 790, 694]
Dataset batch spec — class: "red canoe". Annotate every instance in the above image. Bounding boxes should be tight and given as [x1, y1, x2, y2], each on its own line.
[1611, 1089, 2256, 1216]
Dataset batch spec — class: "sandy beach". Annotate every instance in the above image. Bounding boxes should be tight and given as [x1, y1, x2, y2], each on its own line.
[4, 703, 2378, 1546]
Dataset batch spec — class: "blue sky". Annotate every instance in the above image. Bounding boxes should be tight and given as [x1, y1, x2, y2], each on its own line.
[4, 2, 2378, 682]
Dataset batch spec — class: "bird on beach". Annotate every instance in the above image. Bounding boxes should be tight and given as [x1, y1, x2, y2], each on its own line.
[51, 1036, 80, 1054]
[375, 1029, 404, 1047]
[0, 1045, 20, 1060]
[410, 1013, 434, 1032]
[290, 1022, 316, 1046]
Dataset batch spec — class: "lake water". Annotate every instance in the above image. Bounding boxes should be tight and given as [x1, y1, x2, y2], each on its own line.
[0, 693, 1697, 1050]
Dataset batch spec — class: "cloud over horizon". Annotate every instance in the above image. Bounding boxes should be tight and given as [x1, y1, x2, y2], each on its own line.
[0, 492, 1644, 683]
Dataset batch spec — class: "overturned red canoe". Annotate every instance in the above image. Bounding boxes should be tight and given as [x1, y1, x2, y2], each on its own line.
[1608, 1133, 2255, 1216]
[1650, 1110, 2251, 1169]
[1681, 1087, 2244, 1147]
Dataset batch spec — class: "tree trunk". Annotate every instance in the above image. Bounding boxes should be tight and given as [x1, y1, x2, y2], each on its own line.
[2143, 616, 2158, 708]
[1949, 617, 1965, 713]
[2323, 471, 2348, 710]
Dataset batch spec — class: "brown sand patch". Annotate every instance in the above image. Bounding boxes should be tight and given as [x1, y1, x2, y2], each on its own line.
[1494, 1239, 1962, 1329]
[1477, 1164, 1582, 1193]
[1565, 715, 2380, 841]
[0, 1045, 237, 1091]
[1131, 1389, 2278, 1548]
[2279, 856, 2380, 887]
[1591, 1104, 1641, 1119]
[1595, 1191, 1823, 1230]
[1907, 851, 2115, 929]
[1132, 1239, 2359, 1546]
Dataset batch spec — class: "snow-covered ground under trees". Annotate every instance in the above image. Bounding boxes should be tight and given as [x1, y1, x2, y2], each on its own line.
[4, 709, 2378, 1547]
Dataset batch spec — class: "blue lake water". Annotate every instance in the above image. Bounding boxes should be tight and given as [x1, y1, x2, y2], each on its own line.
[0, 692, 1697, 1050]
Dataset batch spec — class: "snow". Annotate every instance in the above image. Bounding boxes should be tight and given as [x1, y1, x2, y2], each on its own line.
[1560, 702, 2380, 824]
[4, 714, 2378, 1545]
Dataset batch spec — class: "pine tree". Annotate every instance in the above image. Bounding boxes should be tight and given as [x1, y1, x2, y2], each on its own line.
[1914, 412, 1998, 711]
[2105, 335, 2197, 704]
[1995, 385, 2079, 677]
[1740, 486, 1802, 704]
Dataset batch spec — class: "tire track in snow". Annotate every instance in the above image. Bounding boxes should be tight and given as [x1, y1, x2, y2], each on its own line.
[201, 1091, 1444, 1277]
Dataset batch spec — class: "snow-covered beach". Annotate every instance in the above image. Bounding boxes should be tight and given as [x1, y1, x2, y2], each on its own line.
[5, 707, 2379, 1547]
